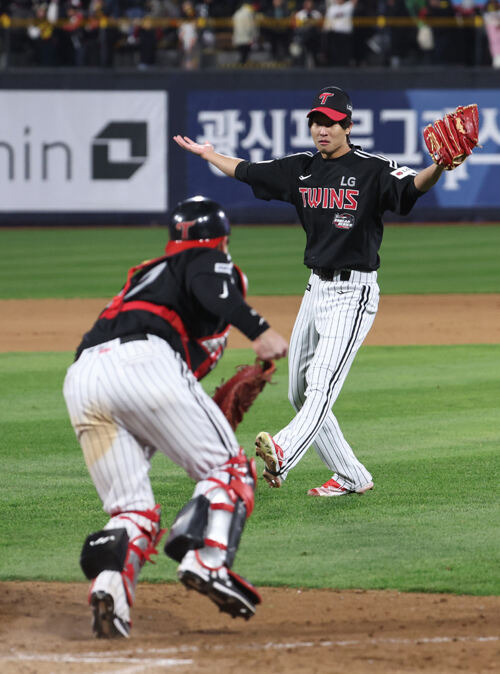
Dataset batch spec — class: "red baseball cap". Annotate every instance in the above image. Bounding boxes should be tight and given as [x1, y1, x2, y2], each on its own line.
[307, 86, 353, 122]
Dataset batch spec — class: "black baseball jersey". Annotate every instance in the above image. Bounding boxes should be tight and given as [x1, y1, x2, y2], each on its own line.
[235, 147, 424, 271]
[76, 246, 269, 379]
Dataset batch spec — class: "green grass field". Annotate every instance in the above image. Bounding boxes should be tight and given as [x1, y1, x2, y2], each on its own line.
[0, 346, 498, 595]
[1, 224, 499, 297]
[0, 225, 499, 596]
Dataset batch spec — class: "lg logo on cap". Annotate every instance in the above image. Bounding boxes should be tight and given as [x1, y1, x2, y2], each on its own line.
[92, 121, 147, 180]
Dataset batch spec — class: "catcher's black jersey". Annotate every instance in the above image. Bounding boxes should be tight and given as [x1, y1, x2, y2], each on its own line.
[76, 247, 269, 378]
[235, 147, 423, 271]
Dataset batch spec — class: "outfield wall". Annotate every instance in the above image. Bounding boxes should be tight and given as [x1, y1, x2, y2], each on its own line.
[0, 68, 499, 225]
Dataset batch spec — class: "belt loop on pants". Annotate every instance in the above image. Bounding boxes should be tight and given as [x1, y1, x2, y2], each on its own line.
[119, 333, 149, 344]
[312, 268, 351, 282]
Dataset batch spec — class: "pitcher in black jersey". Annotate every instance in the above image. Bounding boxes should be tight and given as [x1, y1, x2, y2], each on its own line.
[64, 196, 288, 638]
[174, 86, 445, 497]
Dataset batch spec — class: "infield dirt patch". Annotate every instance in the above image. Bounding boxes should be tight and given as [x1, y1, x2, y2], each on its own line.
[0, 582, 499, 673]
[0, 293, 499, 352]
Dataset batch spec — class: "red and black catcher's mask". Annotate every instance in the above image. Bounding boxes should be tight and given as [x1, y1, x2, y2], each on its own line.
[168, 196, 231, 242]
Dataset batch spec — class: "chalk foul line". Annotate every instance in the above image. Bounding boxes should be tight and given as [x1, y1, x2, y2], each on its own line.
[0, 634, 497, 667]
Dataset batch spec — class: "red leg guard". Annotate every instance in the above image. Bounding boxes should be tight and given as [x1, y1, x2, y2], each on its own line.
[107, 504, 167, 606]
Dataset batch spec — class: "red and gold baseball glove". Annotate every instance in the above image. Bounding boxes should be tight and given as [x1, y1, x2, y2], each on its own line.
[213, 360, 276, 431]
[423, 104, 480, 170]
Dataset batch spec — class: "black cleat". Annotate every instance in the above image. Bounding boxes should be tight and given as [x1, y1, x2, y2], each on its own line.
[90, 591, 130, 638]
[178, 552, 261, 620]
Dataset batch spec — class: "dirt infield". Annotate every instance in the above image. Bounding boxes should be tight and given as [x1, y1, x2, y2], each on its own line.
[0, 293, 499, 352]
[1, 582, 499, 673]
[1, 295, 499, 673]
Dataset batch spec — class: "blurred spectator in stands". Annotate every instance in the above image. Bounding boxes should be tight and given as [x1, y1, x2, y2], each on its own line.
[196, 0, 219, 65]
[123, 0, 147, 20]
[323, 0, 357, 66]
[420, 0, 457, 65]
[62, 0, 86, 65]
[385, 0, 418, 66]
[42, 0, 84, 66]
[290, 0, 322, 67]
[232, 1, 258, 64]
[9, 0, 34, 61]
[405, 0, 431, 63]
[196, 0, 216, 48]
[27, 2, 58, 65]
[484, 0, 500, 67]
[178, 0, 199, 68]
[352, 0, 378, 65]
[406, 0, 426, 16]
[165, 0, 182, 14]
[103, 0, 120, 17]
[196, 0, 236, 17]
[83, 0, 102, 65]
[262, 0, 292, 62]
[119, 0, 147, 51]
[133, 14, 158, 67]
[415, 16, 434, 64]
[147, 0, 179, 58]
[92, 0, 123, 66]
[122, 8, 162, 70]
[8, 0, 35, 22]
[455, 0, 478, 66]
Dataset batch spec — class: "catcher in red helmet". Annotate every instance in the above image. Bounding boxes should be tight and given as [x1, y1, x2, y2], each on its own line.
[64, 195, 287, 639]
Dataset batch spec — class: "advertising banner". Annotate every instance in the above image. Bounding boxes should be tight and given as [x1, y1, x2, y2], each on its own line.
[0, 91, 167, 212]
[186, 88, 500, 217]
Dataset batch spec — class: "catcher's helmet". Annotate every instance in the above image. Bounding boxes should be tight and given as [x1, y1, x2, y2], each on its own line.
[168, 196, 230, 242]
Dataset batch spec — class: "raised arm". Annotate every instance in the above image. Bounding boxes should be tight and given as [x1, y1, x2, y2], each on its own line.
[173, 135, 244, 178]
[417, 103, 479, 192]
[414, 163, 445, 193]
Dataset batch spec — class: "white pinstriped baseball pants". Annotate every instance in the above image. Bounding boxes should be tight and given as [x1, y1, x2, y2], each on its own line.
[275, 270, 379, 489]
[63, 334, 240, 516]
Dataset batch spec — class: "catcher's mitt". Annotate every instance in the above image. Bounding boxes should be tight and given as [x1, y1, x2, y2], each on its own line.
[423, 104, 479, 171]
[213, 359, 276, 431]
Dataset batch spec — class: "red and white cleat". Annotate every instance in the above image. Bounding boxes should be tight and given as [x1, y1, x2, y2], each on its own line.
[255, 431, 284, 488]
[307, 478, 374, 497]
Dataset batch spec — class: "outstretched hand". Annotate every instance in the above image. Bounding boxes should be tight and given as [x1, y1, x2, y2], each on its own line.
[173, 135, 242, 177]
[173, 135, 214, 158]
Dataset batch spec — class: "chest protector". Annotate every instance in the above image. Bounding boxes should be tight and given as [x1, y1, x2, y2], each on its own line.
[99, 252, 247, 380]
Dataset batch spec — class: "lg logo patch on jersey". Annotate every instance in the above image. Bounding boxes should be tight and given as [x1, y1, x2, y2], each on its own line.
[333, 212, 355, 230]
[390, 166, 417, 180]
